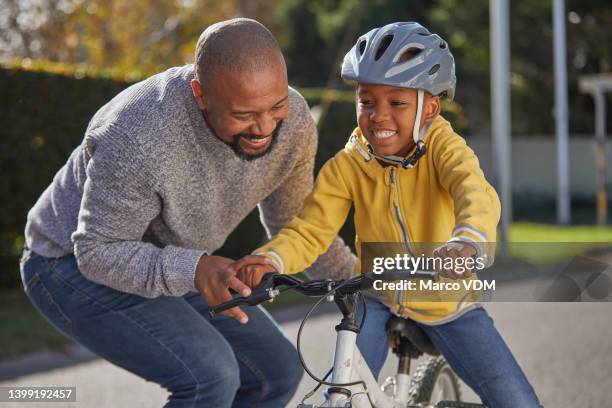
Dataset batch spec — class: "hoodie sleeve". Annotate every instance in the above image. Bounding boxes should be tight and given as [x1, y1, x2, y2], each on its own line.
[257, 91, 355, 279]
[257, 151, 355, 277]
[432, 129, 501, 265]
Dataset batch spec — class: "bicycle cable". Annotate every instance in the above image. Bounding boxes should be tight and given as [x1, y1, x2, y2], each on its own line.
[296, 276, 369, 388]
[300, 367, 332, 404]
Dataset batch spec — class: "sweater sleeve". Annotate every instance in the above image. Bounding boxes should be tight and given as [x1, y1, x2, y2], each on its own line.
[257, 156, 354, 277]
[72, 126, 204, 298]
[432, 130, 501, 265]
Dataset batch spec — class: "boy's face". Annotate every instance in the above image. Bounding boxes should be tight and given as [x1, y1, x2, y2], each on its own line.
[356, 84, 439, 157]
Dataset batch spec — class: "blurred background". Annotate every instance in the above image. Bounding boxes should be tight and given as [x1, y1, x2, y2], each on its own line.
[1, 1, 611, 406]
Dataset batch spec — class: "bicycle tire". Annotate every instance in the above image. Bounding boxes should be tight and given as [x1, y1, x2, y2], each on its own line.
[408, 356, 461, 405]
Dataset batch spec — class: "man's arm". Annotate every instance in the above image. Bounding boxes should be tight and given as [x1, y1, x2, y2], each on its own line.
[72, 127, 204, 298]
[258, 98, 355, 280]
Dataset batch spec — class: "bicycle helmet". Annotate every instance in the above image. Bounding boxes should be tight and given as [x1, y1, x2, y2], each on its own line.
[341, 22, 456, 168]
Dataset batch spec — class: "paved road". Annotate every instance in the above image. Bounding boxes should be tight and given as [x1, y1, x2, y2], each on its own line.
[1, 301, 611, 407]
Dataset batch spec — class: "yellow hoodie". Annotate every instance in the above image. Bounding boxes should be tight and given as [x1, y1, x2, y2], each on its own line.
[256, 115, 501, 323]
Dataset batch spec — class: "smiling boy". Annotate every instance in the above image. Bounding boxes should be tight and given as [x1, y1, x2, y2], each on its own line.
[233, 22, 542, 407]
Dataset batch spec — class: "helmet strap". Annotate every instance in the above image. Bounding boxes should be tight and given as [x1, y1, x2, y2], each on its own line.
[412, 89, 425, 145]
[366, 145, 405, 166]
[401, 89, 427, 169]
[401, 140, 426, 169]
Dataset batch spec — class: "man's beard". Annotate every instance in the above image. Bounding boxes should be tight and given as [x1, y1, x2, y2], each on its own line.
[229, 120, 284, 161]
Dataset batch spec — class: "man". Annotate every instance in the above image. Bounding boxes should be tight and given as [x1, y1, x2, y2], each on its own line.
[20, 18, 355, 407]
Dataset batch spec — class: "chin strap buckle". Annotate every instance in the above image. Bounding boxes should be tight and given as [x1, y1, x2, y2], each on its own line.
[402, 140, 427, 169]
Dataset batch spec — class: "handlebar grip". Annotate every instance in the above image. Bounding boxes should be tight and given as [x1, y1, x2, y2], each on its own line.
[208, 297, 246, 319]
[208, 273, 282, 319]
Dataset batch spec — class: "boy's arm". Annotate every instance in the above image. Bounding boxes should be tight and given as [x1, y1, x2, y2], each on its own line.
[433, 131, 501, 265]
[257, 157, 354, 276]
[258, 94, 355, 280]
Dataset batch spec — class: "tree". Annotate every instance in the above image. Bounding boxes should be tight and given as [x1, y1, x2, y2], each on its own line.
[277, 0, 611, 134]
[0, 0, 239, 75]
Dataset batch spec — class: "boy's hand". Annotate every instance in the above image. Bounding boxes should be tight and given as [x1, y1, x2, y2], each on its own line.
[432, 242, 476, 280]
[230, 255, 278, 289]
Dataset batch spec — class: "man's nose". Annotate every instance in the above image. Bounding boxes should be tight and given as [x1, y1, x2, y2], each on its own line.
[251, 114, 276, 136]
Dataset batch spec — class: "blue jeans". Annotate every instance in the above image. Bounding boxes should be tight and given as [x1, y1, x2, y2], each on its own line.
[19, 249, 303, 407]
[356, 297, 543, 408]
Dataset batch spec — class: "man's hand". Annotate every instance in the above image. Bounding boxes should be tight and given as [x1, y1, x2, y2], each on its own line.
[231, 255, 278, 289]
[432, 242, 476, 280]
[194, 255, 254, 324]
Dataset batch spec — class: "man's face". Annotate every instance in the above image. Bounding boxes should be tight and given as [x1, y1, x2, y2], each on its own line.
[191, 55, 289, 159]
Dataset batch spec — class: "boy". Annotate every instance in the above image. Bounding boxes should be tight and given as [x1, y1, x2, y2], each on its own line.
[234, 22, 541, 407]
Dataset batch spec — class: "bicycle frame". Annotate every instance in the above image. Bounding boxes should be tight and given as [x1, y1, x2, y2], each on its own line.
[208, 272, 450, 408]
[322, 329, 408, 408]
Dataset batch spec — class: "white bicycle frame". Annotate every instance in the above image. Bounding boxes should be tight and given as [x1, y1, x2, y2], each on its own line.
[320, 329, 410, 408]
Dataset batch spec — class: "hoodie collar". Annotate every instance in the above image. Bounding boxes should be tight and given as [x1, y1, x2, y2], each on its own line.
[346, 115, 448, 166]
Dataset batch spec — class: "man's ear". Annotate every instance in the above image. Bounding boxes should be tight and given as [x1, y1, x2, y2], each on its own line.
[191, 79, 208, 110]
[422, 94, 441, 124]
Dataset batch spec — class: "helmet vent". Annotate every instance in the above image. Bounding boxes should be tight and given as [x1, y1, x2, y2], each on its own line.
[358, 39, 367, 56]
[375, 34, 394, 61]
[439, 41, 447, 49]
[398, 47, 422, 63]
[428, 64, 440, 75]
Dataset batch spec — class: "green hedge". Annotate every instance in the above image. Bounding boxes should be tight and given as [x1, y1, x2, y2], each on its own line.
[0, 67, 132, 288]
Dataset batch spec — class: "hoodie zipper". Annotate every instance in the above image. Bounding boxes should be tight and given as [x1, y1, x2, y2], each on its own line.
[390, 168, 413, 255]
[390, 167, 414, 312]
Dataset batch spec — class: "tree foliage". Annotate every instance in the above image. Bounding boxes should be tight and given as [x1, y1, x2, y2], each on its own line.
[278, 0, 610, 134]
[0, 0, 238, 75]
[0, 0, 610, 132]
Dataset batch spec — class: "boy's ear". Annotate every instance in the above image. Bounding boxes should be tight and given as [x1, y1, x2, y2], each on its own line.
[423, 94, 441, 123]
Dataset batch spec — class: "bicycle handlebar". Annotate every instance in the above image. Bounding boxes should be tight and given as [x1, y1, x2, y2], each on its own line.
[208, 270, 437, 318]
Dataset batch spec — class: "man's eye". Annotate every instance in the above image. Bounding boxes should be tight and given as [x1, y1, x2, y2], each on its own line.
[271, 105, 284, 112]
[391, 101, 408, 106]
[359, 100, 372, 106]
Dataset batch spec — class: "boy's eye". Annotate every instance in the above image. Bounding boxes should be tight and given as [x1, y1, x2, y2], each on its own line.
[358, 100, 373, 106]
[391, 101, 408, 106]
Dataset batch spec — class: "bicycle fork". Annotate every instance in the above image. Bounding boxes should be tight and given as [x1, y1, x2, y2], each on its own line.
[322, 292, 403, 408]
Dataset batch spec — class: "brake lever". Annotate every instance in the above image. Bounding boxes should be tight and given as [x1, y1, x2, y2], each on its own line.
[209, 273, 304, 319]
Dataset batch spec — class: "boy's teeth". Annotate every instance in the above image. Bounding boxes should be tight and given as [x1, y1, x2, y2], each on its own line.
[373, 130, 397, 139]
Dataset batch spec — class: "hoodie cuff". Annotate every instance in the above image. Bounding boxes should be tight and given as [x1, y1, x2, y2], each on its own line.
[253, 250, 284, 274]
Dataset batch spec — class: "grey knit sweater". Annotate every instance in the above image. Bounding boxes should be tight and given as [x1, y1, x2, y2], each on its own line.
[25, 64, 355, 298]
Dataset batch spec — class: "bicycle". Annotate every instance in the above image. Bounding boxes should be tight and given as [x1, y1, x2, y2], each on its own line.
[210, 271, 487, 408]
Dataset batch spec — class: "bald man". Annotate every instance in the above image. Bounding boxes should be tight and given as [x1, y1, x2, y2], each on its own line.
[20, 19, 355, 407]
